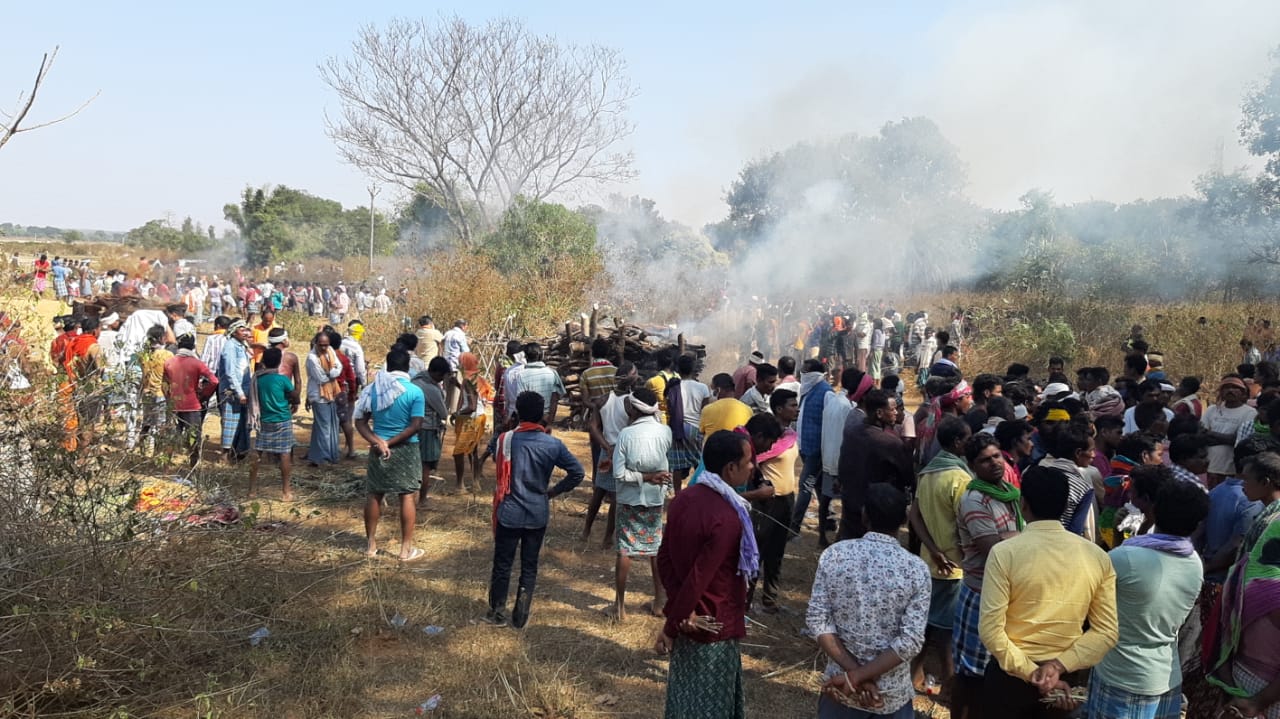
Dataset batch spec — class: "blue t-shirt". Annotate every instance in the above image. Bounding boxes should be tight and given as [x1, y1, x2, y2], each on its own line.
[370, 378, 425, 442]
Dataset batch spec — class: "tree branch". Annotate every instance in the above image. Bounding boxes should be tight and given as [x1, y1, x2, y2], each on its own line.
[0, 46, 99, 153]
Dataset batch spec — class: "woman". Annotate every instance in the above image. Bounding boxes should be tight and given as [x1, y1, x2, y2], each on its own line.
[1205, 451, 1280, 719]
[451, 352, 491, 492]
[32, 254, 50, 298]
[305, 331, 343, 465]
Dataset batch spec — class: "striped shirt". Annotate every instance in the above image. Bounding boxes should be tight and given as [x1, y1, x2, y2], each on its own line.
[579, 361, 616, 400]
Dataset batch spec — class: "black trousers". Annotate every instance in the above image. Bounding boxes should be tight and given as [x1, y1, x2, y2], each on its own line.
[982, 662, 1071, 719]
[488, 523, 547, 616]
[748, 493, 794, 607]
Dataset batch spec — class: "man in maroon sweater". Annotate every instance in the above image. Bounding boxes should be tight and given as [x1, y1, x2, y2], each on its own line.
[163, 333, 219, 467]
[656, 430, 758, 719]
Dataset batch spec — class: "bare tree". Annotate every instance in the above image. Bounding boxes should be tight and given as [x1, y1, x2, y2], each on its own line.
[0, 47, 98, 153]
[321, 16, 637, 246]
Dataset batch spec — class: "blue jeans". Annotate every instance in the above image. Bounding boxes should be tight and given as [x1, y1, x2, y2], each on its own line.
[818, 694, 913, 719]
[789, 452, 824, 534]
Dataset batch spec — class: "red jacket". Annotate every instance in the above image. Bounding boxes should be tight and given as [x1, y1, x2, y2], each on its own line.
[164, 353, 219, 411]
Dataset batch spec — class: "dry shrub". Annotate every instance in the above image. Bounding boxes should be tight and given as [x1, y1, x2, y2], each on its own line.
[919, 292, 1262, 381]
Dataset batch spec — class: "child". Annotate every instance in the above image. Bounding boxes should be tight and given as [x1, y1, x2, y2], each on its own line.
[250, 348, 296, 500]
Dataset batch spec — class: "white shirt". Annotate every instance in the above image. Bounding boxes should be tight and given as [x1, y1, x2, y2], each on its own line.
[821, 389, 854, 476]
[1202, 403, 1257, 475]
[612, 416, 673, 507]
[341, 337, 367, 386]
[443, 328, 469, 370]
[1121, 406, 1175, 435]
[740, 386, 772, 414]
[678, 379, 711, 426]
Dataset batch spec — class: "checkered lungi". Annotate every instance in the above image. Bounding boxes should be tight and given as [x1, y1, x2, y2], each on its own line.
[667, 424, 702, 472]
[255, 420, 294, 454]
[953, 582, 991, 678]
[1085, 672, 1182, 719]
[54, 274, 67, 297]
[1234, 664, 1280, 719]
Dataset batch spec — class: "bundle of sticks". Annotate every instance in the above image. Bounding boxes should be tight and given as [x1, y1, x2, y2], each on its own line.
[538, 308, 706, 427]
[66, 295, 167, 322]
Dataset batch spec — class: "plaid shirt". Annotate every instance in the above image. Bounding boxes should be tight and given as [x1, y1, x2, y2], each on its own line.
[1169, 462, 1208, 493]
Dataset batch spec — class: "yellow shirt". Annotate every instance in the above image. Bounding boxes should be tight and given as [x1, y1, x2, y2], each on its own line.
[978, 520, 1119, 681]
[141, 348, 175, 400]
[916, 463, 970, 580]
[251, 321, 275, 365]
[760, 441, 799, 496]
[699, 398, 753, 438]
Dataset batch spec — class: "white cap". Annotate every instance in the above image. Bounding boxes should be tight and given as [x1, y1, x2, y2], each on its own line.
[100, 312, 120, 326]
[1038, 382, 1071, 400]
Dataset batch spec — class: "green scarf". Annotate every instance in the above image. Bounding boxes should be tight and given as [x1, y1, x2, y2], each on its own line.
[920, 450, 971, 477]
[967, 477, 1025, 530]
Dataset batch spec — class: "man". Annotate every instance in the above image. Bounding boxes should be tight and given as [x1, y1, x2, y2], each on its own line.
[411, 357, 451, 509]
[515, 343, 566, 428]
[965, 374, 1004, 433]
[952, 433, 1022, 719]
[486, 392, 585, 628]
[250, 306, 276, 365]
[492, 340, 523, 429]
[1202, 376, 1257, 485]
[332, 285, 351, 324]
[807, 483, 930, 719]
[930, 345, 961, 379]
[869, 318, 888, 383]
[170, 303, 195, 341]
[217, 320, 253, 462]
[655, 430, 757, 719]
[354, 349, 426, 561]
[739, 362, 778, 415]
[373, 288, 391, 314]
[1168, 433, 1210, 490]
[751, 389, 800, 612]
[580, 337, 617, 484]
[1122, 379, 1175, 434]
[994, 419, 1033, 488]
[838, 389, 915, 538]
[1041, 422, 1100, 541]
[664, 353, 711, 491]
[267, 328, 302, 412]
[853, 312, 872, 373]
[732, 350, 764, 398]
[1088, 481, 1207, 719]
[163, 333, 218, 467]
[443, 319, 470, 412]
[793, 358, 834, 535]
[819, 369, 872, 547]
[699, 373, 753, 437]
[137, 325, 174, 454]
[342, 321, 368, 389]
[611, 387, 672, 621]
[908, 415, 972, 697]
[415, 315, 445, 365]
[248, 347, 294, 500]
[776, 355, 800, 394]
[583, 363, 638, 548]
[978, 465, 1119, 719]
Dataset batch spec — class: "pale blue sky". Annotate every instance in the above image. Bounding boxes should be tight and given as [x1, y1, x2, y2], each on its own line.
[3, 1, 1279, 234]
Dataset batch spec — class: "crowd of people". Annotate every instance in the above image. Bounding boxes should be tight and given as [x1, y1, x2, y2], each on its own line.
[4, 272, 1280, 719]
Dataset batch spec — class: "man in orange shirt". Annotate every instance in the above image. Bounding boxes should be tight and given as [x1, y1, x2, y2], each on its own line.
[251, 306, 277, 366]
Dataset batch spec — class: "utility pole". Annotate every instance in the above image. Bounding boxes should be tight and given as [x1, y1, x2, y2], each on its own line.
[368, 183, 380, 276]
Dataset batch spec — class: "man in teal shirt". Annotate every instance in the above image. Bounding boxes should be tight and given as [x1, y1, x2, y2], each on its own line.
[1089, 477, 1208, 718]
[354, 349, 426, 561]
[251, 347, 296, 500]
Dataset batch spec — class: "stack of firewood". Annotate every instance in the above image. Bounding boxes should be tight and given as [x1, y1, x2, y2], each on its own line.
[68, 295, 167, 321]
[539, 308, 706, 427]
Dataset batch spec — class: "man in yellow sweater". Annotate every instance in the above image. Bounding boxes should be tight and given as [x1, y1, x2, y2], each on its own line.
[978, 464, 1118, 718]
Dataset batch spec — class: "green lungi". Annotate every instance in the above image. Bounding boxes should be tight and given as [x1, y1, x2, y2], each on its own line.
[664, 636, 744, 719]
[365, 442, 422, 495]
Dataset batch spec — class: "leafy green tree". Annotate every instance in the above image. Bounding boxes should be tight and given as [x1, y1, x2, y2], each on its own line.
[124, 218, 212, 253]
[481, 197, 598, 278]
[61, 229, 84, 243]
[1241, 47, 1280, 202]
[225, 185, 396, 266]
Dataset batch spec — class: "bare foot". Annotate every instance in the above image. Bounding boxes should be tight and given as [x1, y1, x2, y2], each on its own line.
[281, 493, 294, 502]
[364, 546, 378, 558]
[605, 604, 626, 623]
[642, 600, 665, 617]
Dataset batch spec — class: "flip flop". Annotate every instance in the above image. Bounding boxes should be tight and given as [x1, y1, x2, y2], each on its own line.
[400, 547, 426, 563]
